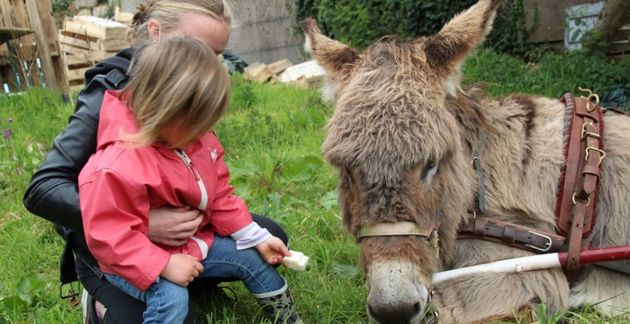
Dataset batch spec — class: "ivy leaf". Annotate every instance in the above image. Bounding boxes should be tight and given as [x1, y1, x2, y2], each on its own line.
[282, 155, 323, 182]
[15, 276, 45, 306]
[1, 295, 27, 310]
[16, 277, 33, 305]
[228, 160, 257, 181]
[333, 262, 359, 278]
[319, 190, 338, 210]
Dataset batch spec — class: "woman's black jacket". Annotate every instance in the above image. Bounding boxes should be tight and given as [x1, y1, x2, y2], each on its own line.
[23, 49, 133, 284]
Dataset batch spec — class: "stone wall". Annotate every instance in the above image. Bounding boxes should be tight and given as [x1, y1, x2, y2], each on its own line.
[75, 0, 111, 18]
[117, 0, 305, 64]
[119, 0, 143, 13]
[228, 0, 305, 65]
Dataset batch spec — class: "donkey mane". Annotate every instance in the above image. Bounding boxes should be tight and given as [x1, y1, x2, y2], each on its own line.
[450, 88, 564, 232]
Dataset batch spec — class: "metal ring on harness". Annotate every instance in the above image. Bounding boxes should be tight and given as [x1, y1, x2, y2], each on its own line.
[572, 192, 591, 206]
[578, 87, 600, 112]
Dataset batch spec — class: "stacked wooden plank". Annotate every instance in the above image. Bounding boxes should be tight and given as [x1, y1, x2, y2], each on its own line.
[609, 21, 630, 58]
[58, 15, 129, 89]
[0, 0, 65, 93]
[277, 60, 326, 88]
[114, 7, 134, 26]
[243, 58, 326, 88]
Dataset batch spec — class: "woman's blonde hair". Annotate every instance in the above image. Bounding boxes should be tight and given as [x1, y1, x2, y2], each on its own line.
[130, 0, 232, 51]
[121, 36, 230, 148]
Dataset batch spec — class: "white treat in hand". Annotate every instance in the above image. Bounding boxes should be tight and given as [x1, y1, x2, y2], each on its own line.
[282, 250, 309, 271]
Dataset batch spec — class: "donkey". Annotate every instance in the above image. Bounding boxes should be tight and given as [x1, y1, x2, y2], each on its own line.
[302, 0, 630, 322]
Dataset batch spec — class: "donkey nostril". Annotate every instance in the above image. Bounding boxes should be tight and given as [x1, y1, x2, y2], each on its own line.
[413, 301, 421, 315]
[368, 301, 423, 323]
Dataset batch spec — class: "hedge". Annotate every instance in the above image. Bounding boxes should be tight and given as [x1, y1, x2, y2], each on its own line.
[297, 0, 535, 57]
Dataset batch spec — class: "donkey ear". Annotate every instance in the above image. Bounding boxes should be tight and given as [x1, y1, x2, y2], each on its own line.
[300, 18, 359, 85]
[424, 0, 501, 75]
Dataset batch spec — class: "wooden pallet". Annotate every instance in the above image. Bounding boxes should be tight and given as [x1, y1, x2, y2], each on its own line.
[114, 7, 134, 26]
[58, 31, 128, 53]
[60, 42, 120, 62]
[609, 24, 630, 58]
[0, 0, 65, 93]
[59, 15, 130, 88]
[63, 16, 128, 40]
[62, 51, 91, 85]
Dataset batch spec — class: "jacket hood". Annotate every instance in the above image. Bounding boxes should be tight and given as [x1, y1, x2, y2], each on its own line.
[85, 48, 133, 84]
[97, 90, 139, 150]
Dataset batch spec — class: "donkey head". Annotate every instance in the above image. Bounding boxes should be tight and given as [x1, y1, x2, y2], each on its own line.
[303, 0, 501, 322]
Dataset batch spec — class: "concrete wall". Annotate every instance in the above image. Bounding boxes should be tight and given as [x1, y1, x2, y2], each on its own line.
[117, 0, 305, 65]
[228, 0, 305, 65]
[76, 0, 112, 17]
[119, 0, 143, 13]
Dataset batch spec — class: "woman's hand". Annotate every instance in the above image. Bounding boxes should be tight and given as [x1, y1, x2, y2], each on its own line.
[255, 236, 291, 265]
[147, 206, 203, 247]
[160, 253, 204, 287]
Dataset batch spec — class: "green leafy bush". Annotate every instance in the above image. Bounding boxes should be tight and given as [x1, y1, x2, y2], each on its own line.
[51, 0, 72, 12]
[298, 0, 535, 57]
[463, 49, 630, 98]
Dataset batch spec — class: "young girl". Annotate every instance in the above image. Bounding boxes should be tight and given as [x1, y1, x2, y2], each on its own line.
[78, 36, 301, 324]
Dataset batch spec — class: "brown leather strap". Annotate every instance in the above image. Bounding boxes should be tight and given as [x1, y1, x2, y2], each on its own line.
[557, 95, 603, 235]
[566, 202, 587, 274]
[458, 217, 566, 253]
[604, 107, 630, 116]
[558, 95, 593, 235]
[557, 94, 605, 281]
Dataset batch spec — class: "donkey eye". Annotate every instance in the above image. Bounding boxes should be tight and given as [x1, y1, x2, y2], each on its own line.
[421, 159, 439, 184]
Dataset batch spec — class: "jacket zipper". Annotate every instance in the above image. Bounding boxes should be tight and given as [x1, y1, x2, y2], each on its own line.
[175, 149, 199, 180]
[173, 149, 210, 259]
[173, 149, 208, 210]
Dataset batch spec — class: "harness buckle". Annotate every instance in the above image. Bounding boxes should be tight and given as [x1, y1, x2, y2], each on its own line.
[584, 147, 606, 165]
[524, 230, 553, 252]
[581, 122, 600, 140]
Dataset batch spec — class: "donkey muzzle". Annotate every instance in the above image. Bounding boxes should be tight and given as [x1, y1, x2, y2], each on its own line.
[366, 259, 429, 324]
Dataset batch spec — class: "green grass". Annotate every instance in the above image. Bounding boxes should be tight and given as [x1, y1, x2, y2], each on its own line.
[1, 50, 629, 323]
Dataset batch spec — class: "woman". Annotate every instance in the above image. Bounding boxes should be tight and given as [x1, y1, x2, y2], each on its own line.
[23, 1, 289, 323]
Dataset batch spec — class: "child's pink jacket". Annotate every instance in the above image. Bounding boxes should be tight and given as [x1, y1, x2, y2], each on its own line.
[79, 90, 252, 291]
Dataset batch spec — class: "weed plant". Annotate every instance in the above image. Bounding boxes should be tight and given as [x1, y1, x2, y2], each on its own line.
[1, 50, 629, 323]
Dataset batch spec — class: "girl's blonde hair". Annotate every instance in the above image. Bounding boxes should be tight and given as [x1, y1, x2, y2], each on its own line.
[121, 36, 230, 148]
[130, 0, 232, 51]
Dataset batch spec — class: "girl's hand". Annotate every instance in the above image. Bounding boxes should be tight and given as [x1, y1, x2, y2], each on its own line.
[160, 254, 204, 287]
[148, 206, 203, 246]
[255, 236, 291, 265]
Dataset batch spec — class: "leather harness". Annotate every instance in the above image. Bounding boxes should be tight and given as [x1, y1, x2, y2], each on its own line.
[458, 91, 611, 280]
[458, 217, 566, 254]
[557, 92, 604, 280]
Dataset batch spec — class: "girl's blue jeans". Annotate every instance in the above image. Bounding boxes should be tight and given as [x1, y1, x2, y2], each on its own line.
[104, 235, 286, 324]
